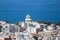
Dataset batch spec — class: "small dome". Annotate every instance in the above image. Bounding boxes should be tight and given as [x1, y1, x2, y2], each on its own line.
[26, 15, 31, 18]
[25, 15, 31, 20]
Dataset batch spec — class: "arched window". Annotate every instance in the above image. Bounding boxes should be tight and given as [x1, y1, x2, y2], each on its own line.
[0, 26, 2, 32]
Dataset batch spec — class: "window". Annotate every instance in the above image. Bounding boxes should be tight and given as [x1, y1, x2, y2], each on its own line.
[5, 26, 7, 28]
[14, 38, 16, 40]
[0, 26, 2, 32]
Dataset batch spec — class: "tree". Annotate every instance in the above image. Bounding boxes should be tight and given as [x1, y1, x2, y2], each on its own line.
[57, 21, 60, 26]
[15, 22, 19, 25]
[37, 21, 52, 25]
[44, 21, 52, 26]
[3, 20, 9, 23]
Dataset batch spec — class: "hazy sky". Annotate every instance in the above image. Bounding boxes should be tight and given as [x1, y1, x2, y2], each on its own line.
[0, 0, 60, 23]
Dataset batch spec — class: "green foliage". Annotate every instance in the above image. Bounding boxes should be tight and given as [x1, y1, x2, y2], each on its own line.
[57, 21, 60, 26]
[3, 20, 9, 23]
[15, 22, 19, 25]
[37, 20, 52, 25]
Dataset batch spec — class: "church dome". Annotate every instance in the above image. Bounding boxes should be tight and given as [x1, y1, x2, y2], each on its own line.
[25, 15, 31, 21]
[26, 15, 31, 18]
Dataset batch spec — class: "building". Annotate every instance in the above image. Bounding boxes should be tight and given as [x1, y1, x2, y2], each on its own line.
[0, 15, 60, 40]
[25, 15, 31, 24]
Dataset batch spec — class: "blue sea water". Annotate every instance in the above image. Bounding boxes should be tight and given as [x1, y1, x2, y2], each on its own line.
[0, 0, 60, 23]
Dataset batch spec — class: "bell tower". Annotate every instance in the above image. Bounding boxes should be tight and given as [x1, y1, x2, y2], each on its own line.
[25, 15, 31, 23]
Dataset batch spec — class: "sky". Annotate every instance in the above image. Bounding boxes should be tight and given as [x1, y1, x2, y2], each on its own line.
[0, 0, 60, 23]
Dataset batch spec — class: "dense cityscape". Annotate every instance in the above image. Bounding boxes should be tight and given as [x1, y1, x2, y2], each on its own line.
[0, 15, 60, 40]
